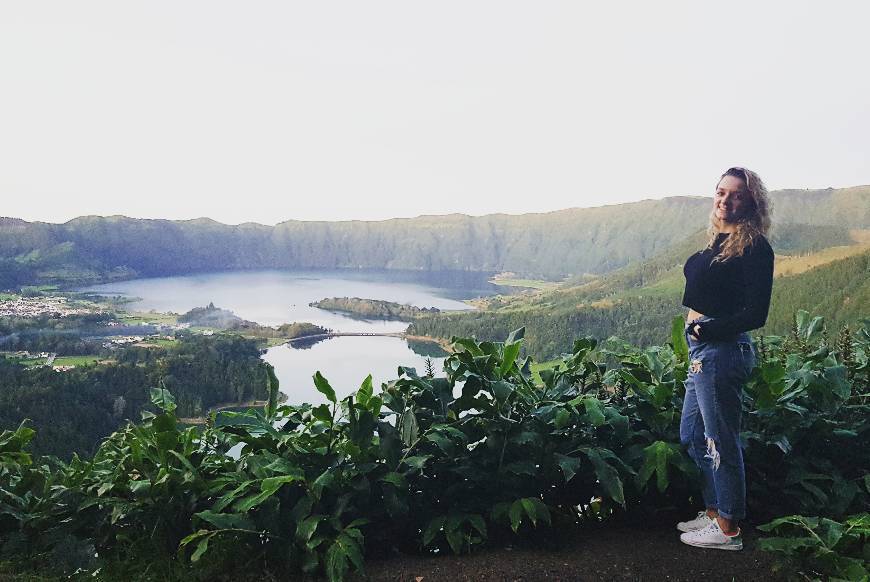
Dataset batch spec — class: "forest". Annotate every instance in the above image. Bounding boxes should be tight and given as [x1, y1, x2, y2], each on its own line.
[0, 312, 119, 355]
[0, 334, 270, 459]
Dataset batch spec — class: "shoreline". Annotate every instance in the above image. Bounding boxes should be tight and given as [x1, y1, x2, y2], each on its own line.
[403, 333, 453, 353]
[177, 395, 287, 425]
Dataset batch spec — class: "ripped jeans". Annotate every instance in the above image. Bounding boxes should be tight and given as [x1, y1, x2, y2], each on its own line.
[679, 317, 756, 520]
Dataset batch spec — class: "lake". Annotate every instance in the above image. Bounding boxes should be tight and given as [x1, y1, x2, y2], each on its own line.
[84, 269, 506, 404]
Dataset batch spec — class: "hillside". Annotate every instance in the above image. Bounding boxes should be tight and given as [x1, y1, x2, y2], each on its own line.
[408, 236, 870, 359]
[1, 185, 867, 287]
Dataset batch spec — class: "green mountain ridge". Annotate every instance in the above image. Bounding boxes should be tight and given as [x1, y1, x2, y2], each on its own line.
[1, 186, 867, 288]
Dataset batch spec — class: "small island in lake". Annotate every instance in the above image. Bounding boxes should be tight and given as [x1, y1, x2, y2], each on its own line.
[179, 303, 329, 340]
[310, 297, 440, 321]
[179, 302, 253, 329]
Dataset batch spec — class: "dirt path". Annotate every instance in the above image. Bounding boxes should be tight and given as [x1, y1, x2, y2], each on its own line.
[356, 522, 785, 582]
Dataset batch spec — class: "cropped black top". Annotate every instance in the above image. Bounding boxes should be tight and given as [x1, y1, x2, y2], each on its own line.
[682, 233, 774, 341]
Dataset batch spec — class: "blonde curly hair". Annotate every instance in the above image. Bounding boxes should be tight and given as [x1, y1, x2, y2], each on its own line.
[707, 167, 772, 262]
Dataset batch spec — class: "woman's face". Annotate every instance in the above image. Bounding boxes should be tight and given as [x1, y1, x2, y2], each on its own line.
[714, 175, 750, 224]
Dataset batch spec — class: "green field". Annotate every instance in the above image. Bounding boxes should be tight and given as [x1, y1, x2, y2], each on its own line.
[120, 311, 178, 325]
[145, 337, 179, 348]
[0, 292, 18, 301]
[19, 285, 59, 294]
[1, 354, 46, 367]
[19, 358, 46, 367]
[52, 355, 103, 367]
[490, 276, 560, 291]
[2, 353, 106, 368]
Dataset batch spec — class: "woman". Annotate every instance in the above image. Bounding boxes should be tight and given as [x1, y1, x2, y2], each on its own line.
[677, 166, 774, 551]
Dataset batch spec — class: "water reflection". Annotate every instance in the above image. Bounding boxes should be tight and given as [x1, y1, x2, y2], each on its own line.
[264, 335, 446, 405]
[406, 338, 449, 358]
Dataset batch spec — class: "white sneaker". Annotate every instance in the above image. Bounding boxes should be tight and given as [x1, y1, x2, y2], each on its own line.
[676, 511, 714, 532]
[680, 520, 743, 551]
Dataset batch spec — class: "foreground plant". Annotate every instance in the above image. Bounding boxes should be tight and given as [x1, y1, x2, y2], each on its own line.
[0, 313, 867, 581]
[758, 513, 870, 581]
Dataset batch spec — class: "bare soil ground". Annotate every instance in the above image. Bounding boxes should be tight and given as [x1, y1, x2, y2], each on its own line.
[357, 521, 786, 582]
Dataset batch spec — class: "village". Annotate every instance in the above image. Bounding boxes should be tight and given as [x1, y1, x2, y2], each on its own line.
[0, 294, 199, 372]
[0, 295, 100, 318]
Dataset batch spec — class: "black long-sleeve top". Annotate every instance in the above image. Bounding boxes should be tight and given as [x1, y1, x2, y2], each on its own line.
[682, 232, 775, 341]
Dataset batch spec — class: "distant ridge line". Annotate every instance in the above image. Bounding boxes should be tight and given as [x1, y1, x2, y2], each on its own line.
[3, 185, 867, 227]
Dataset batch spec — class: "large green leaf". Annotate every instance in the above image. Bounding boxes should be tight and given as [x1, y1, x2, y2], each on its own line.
[213, 480, 255, 512]
[505, 327, 525, 345]
[585, 448, 625, 505]
[398, 409, 419, 446]
[313, 371, 337, 404]
[325, 530, 365, 582]
[554, 453, 582, 482]
[265, 364, 280, 419]
[451, 337, 484, 357]
[195, 510, 255, 531]
[236, 474, 303, 512]
[508, 500, 524, 532]
[582, 397, 606, 427]
[357, 374, 373, 407]
[817, 517, 845, 549]
[491, 380, 514, 403]
[401, 455, 430, 470]
[149, 387, 177, 413]
[507, 497, 550, 532]
[445, 527, 464, 554]
[467, 513, 487, 537]
[671, 315, 689, 364]
[423, 516, 446, 546]
[805, 315, 825, 341]
[499, 342, 521, 378]
[296, 514, 324, 544]
[179, 530, 215, 562]
[636, 441, 677, 493]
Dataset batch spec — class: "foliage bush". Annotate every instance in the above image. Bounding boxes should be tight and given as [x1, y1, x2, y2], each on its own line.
[758, 513, 870, 581]
[0, 313, 867, 580]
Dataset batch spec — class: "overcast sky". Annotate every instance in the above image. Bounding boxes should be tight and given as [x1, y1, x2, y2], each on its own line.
[1, 1, 868, 225]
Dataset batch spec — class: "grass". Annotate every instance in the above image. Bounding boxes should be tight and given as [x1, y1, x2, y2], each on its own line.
[18, 285, 59, 295]
[52, 355, 103, 367]
[10, 357, 46, 367]
[774, 243, 870, 278]
[120, 311, 178, 325]
[0, 292, 19, 301]
[147, 337, 179, 348]
[618, 273, 684, 299]
[490, 276, 561, 291]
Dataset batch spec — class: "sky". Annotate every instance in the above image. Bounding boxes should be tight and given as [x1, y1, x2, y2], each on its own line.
[1, 1, 868, 225]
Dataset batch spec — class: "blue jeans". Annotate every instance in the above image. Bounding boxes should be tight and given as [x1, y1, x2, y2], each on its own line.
[679, 316, 756, 520]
